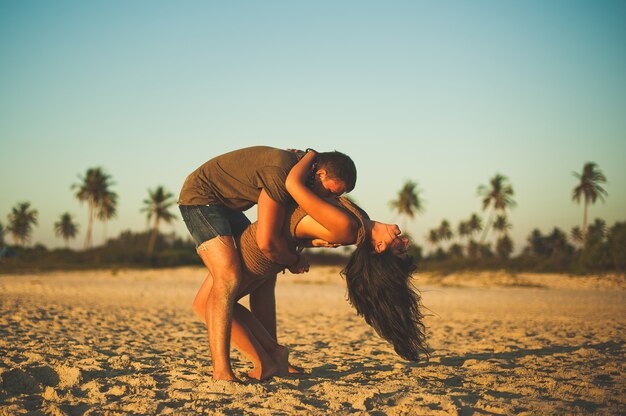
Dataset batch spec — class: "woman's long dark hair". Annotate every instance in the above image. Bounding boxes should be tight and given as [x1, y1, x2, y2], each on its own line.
[341, 239, 429, 361]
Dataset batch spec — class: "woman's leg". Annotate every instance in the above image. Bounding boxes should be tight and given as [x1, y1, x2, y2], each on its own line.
[230, 305, 278, 380]
[192, 273, 213, 323]
[233, 303, 293, 376]
[249, 277, 301, 375]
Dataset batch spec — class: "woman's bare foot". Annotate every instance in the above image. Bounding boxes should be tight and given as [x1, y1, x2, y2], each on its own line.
[270, 345, 292, 376]
[287, 363, 302, 374]
[247, 359, 279, 381]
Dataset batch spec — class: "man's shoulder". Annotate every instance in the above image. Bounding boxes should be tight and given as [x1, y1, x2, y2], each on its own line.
[234, 146, 298, 168]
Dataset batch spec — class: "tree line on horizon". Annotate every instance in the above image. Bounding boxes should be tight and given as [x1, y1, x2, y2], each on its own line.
[0, 167, 178, 256]
[1, 162, 624, 273]
[388, 162, 622, 272]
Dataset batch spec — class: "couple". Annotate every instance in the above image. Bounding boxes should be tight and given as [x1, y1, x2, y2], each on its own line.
[178, 146, 428, 382]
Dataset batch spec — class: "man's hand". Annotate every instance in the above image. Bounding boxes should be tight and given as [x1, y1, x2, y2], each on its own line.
[287, 253, 310, 274]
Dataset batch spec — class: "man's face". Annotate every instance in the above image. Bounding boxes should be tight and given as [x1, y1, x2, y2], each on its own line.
[311, 169, 347, 198]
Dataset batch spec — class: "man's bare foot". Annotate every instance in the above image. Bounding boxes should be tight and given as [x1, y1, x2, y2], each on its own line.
[213, 370, 241, 382]
[247, 359, 278, 381]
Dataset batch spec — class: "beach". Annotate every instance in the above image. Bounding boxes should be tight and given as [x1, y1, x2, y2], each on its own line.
[1, 266, 624, 415]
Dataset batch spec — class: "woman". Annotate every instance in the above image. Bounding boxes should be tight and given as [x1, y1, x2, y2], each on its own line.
[286, 150, 429, 364]
[193, 150, 428, 380]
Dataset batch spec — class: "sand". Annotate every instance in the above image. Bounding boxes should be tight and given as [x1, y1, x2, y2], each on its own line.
[1, 266, 624, 415]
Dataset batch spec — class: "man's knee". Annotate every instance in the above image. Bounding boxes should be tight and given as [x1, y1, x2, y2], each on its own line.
[198, 237, 242, 275]
[211, 268, 242, 295]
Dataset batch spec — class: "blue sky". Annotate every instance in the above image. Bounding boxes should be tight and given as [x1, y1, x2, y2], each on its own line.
[1, 0, 625, 253]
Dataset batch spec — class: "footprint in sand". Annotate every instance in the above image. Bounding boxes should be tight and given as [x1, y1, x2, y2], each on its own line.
[2, 368, 41, 394]
[1, 364, 83, 397]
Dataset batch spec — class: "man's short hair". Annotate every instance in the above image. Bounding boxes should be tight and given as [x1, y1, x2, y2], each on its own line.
[316, 151, 357, 193]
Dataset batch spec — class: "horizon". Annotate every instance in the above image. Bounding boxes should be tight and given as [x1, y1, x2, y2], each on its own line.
[1, 1, 625, 253]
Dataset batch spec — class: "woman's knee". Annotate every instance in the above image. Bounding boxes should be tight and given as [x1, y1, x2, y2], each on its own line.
[192, 302, 204, 319]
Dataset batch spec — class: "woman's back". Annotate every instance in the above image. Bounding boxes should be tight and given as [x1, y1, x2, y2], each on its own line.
[236, 204, 309, 278]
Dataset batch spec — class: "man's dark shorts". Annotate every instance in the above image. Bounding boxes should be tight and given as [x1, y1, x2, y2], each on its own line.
[179, 205, 251, 248]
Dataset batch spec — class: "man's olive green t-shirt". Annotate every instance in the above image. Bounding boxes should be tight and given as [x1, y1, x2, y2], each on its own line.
[178, 146, 301, 211]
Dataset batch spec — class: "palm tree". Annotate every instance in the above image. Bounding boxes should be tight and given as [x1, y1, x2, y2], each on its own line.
[493, 215, 513, 259]
[551, 228, 571, 256]
[457, 221, 469, 237]
[493, 215, 512, 237]
[457, 220, 470, 246]
[54, 213, 79, 248]
[477, 173, 515, 243]
[426, 229, 440, 253]
[73, 167, 115, 249]
[467, 239, 481, 259]
[572, 162, 608, 238]
[496, 235, 513, 259]
[437, 220, 453, 247]
[570, 226, 584, 248]
[141, 186, 177, 256]
[526, 229, 545, 256]
[606, 222, 626, 272]
[7, 202, 38, 246]
[586, 218, 607, 246]
[448, 243, 464, 259]
[389, 180, 424, 228]
[97, 190, 118, 243]
[465, 214, 483, 259]
[467, 213, 483, 239]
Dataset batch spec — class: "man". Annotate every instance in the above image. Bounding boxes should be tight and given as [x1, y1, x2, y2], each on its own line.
[178, 146, 356, 381]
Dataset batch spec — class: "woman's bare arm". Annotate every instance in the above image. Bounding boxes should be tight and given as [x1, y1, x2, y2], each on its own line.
[286, 151, 356, 244]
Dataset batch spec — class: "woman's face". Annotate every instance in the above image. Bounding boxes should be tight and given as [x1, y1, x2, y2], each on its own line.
[372, 222, 409, 256]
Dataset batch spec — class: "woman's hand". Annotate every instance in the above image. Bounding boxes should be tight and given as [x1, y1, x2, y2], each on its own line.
[310, 239, 341, 248]
[287, 253, 310, 274]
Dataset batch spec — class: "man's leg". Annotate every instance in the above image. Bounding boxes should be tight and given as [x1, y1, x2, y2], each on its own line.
[197, 236, 242, 381]
[193, 273, 279, 380]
